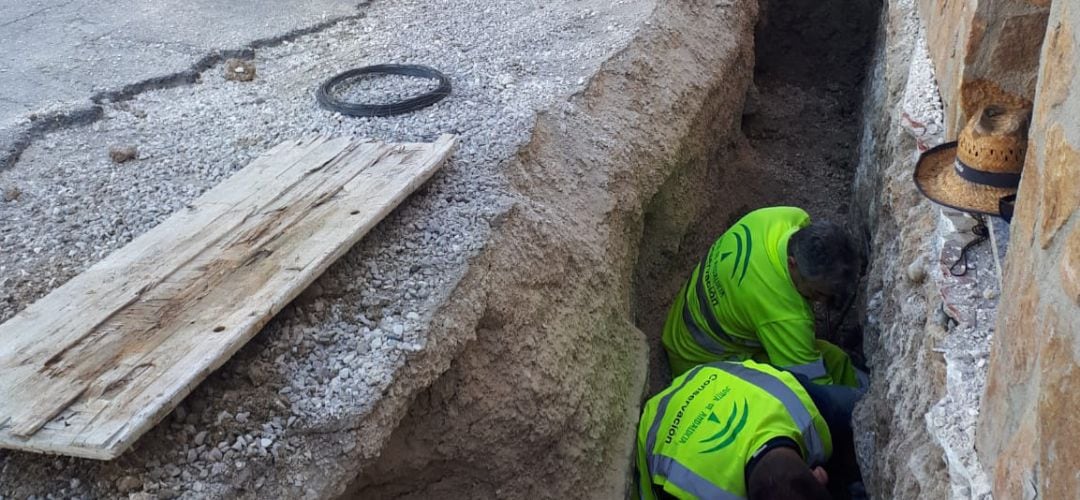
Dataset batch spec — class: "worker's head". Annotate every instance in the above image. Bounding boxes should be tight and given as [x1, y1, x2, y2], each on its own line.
[787, 221, 860, 307]
[747, 446, 831, 500]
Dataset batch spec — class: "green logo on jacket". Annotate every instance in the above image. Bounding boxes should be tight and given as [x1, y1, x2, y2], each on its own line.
[721, 224, 753, 286]
[698, 398, 749, 454]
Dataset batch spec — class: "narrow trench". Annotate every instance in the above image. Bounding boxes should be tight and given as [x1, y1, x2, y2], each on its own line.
[636, 0, 881, 393]
[633, 0, 881, 484]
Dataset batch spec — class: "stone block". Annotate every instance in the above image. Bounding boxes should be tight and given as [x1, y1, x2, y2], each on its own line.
[989, 413, 1038, 499]
[979, 2, 1080, 496]
[1061, 226, 1080, 305]
[989, 13, 1049, 71]
[918, 0, 978, 133]
[1000, 274, 1040, 380]
[1011, 145, 1042, 243]
[918, 0, 1052, 134]
[1034, 16, 1076, 124]
[977, 250, 1040, 470]
[965, 15, 988, 66]
[1038, 126, 1080, 248]
[1037, 320, 1080, 498]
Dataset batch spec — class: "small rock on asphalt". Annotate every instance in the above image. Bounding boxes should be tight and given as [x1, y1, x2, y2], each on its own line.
[224, 59, 257, 82]
[108, 145, 138, 164]
[2, 186, 20, 202]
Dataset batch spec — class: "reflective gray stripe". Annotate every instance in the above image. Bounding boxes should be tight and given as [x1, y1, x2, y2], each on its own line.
[709, 362, 828, 466]
[681, 301, 729, 356]
[693, 258, 730, 344]
[785, 359, 828, 380]
[644, 365, 736, 498]
[646, 365, 706, 459]
[684, 262, 760, 351]
[650, 455, 744, 500]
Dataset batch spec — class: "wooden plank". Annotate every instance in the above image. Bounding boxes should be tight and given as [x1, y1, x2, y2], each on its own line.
[0, 134, 457, 459]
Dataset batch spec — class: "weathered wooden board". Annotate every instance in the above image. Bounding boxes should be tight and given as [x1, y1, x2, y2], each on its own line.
[0, 134, 456, 459]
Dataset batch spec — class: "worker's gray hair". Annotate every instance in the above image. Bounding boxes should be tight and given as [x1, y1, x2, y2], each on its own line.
[788, 221, 860, 299]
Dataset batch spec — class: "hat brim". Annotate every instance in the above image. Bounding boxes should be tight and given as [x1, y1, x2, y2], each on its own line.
[913, 141, 1018, 217]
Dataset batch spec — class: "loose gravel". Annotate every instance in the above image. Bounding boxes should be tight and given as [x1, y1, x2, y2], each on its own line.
[0, 0, 650, 496]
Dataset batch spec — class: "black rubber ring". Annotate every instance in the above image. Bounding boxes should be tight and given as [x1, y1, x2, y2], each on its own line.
[316, 64, 451, 117]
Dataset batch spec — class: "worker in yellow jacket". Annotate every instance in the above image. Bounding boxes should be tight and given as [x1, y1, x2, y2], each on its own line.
[637, 360, 854, 500]
[662, 206, 862, 386]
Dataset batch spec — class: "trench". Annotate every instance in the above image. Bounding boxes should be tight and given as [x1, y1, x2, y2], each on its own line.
[635, 0, 881, 398]
[345, 0, 881, 497]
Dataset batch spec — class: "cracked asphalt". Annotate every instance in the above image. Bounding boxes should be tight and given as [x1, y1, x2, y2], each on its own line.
[0, 0, 364, 152]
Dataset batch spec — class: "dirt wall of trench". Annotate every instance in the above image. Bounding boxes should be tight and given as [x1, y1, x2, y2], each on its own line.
[343, 1, 759, 497]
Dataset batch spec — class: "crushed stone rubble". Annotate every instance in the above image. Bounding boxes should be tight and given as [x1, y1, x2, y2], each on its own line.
[926, 215, 997, 500]
[899, 23, 946, 153]
[0, 0, 647, 496]
[897, 20, 994, 500]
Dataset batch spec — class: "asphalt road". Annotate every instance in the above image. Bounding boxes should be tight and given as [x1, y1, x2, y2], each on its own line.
[0, 0, 363, 151]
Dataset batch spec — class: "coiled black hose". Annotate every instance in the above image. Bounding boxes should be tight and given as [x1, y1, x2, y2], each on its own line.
[316, 64, 451, 117]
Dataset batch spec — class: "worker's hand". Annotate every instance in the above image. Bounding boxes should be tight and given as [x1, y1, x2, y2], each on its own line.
[811, 466, 829, 486]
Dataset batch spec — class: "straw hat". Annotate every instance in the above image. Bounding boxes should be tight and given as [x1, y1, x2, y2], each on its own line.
[914, 105, 1030, 217]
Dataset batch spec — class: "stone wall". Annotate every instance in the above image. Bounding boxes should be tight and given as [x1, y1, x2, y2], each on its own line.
[919, 0, 1051, 135]
[976, 1, 1080, 497]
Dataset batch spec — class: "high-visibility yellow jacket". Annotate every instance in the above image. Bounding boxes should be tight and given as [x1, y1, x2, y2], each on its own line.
[636, 360, 832, 500]
[661, 206, 858, 387]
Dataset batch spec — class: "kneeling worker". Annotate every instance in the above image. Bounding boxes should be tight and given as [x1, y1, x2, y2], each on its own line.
[636, 360, 834, 499]
[662, 206, 861, 386]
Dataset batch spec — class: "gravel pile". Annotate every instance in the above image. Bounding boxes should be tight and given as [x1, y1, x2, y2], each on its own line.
[0, 0, 649, 496]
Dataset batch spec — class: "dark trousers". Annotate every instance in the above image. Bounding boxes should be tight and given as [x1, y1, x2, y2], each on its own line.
[795, 374, 866, 499]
